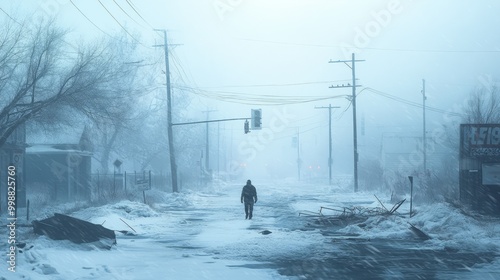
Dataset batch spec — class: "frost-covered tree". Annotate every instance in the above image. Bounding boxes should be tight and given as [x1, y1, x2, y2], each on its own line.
[0, 17, 139, 148]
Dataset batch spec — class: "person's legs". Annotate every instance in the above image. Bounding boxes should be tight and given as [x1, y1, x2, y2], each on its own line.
[248, 203, 254, 219]
[244, 202, 249, 219]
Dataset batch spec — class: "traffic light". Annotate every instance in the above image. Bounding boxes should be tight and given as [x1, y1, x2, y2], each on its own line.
[244, 120, 250, 134]
[251, 109, 262, 130]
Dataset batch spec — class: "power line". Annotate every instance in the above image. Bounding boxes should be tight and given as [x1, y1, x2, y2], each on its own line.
[365, 87, 464, 117]
[272, 122, 327, 142]
[239, 38, 500, 53]
[170, 51, 193, 87]
[112, 0, 145, 28]
[97, 0, 147, 47]
[200, 80, 352, 89]
[176, 85, 349, 105]
[70, 0, 115, 38]
[125, 0, 154, 29]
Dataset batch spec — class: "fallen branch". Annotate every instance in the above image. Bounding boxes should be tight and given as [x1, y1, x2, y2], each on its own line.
[374, 195, 389, 212]
[389, 199, 406, 215]
[119, 218, 137, 233]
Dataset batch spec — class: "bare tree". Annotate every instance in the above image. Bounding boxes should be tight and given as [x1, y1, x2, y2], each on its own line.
[0, 17, 138, 148]
[463, 86, 500, 124]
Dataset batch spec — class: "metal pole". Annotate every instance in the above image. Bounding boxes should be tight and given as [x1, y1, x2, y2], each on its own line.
[206, 119, 209, 170]
[409, 176, 414, 217]
[297, 128, 301, 181]
[97, 171, 100, 199]
[202, 109, 217, 173]
[217, 122, 220, 178]
[315, 105, 339, 185]
[328, 104, 332, 185]
[422, 79, 427, 176]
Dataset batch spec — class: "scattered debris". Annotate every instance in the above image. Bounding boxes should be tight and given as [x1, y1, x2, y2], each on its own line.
[375, 195, 406, 215]
[16, 242, 33, 254]
[299, 206, 371, 227]
[408, 222, 432, 240]
[259, 230, 272, 235]
[32, 213, 116, 249]
[299, 197, 407, 227]
[299, 197, 435, 242]
[119, 218, 137, 233]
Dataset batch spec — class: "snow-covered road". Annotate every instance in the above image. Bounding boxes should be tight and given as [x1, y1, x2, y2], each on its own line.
[3, 180, 500, 279]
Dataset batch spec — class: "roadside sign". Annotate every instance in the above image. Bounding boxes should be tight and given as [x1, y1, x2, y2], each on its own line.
[135, 179, 150, 191]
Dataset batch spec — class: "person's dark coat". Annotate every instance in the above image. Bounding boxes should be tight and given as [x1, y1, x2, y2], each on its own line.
[241, 183, 257, 204]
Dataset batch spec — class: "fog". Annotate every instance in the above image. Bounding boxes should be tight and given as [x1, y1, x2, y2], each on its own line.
[4, 2, 500, 279]
[6, 0, 500, 184]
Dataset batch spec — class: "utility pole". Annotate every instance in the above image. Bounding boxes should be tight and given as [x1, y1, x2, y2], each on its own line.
[329, 53, 364, 192]
[202, 109, 217, 172]
[217, 122, 220, 179]
[315, 104, 340, 185]
[422, 79, 427, 177]
[154, 29, 178, 192]
[296, 128, 301, 181]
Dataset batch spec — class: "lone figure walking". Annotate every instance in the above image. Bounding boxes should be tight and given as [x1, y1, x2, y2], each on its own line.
[241, 179, 258, 219]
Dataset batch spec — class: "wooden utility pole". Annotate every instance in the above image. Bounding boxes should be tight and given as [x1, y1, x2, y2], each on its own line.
[154, 29, 178, 192]
[295, 128, 301, 181]
[329, 53, 364, 192]
[202, 109, 217, 172]
[315, 104, 340, 185]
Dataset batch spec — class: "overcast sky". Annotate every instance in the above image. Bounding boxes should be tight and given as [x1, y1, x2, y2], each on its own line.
[4, 0, 500, 178]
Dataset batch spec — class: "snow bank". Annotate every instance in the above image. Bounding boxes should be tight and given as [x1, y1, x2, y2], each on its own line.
[338, 201, 500, 251]
[411, 203, 500, 251]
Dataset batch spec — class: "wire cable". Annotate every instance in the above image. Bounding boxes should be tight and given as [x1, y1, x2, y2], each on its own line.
[365, 87, 464, 117]
[112, 0, 145, 28]
[97, 0, 147, 47]
[125, 0, 154, 29]
[239, 38, 500, 54]
[176, 85, 350, 106]
[70, 0, 115, 38]
[200, 79, 352, 89]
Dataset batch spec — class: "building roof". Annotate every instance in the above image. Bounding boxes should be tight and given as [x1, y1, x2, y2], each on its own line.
[26, 125, 93, 153]
[26, 144, 92, 156]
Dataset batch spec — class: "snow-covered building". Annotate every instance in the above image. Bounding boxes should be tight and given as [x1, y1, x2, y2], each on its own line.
[460, 124, 500, 214]
[25, 127, 93, 202]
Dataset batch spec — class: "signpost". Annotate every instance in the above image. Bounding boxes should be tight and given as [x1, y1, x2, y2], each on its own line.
[408, 176, 414, 217]
[135, 179, 150, 191]
[135, 177, 150, 204]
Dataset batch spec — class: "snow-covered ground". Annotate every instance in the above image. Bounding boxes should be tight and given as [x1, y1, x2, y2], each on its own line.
[2, 180, 500, 279]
